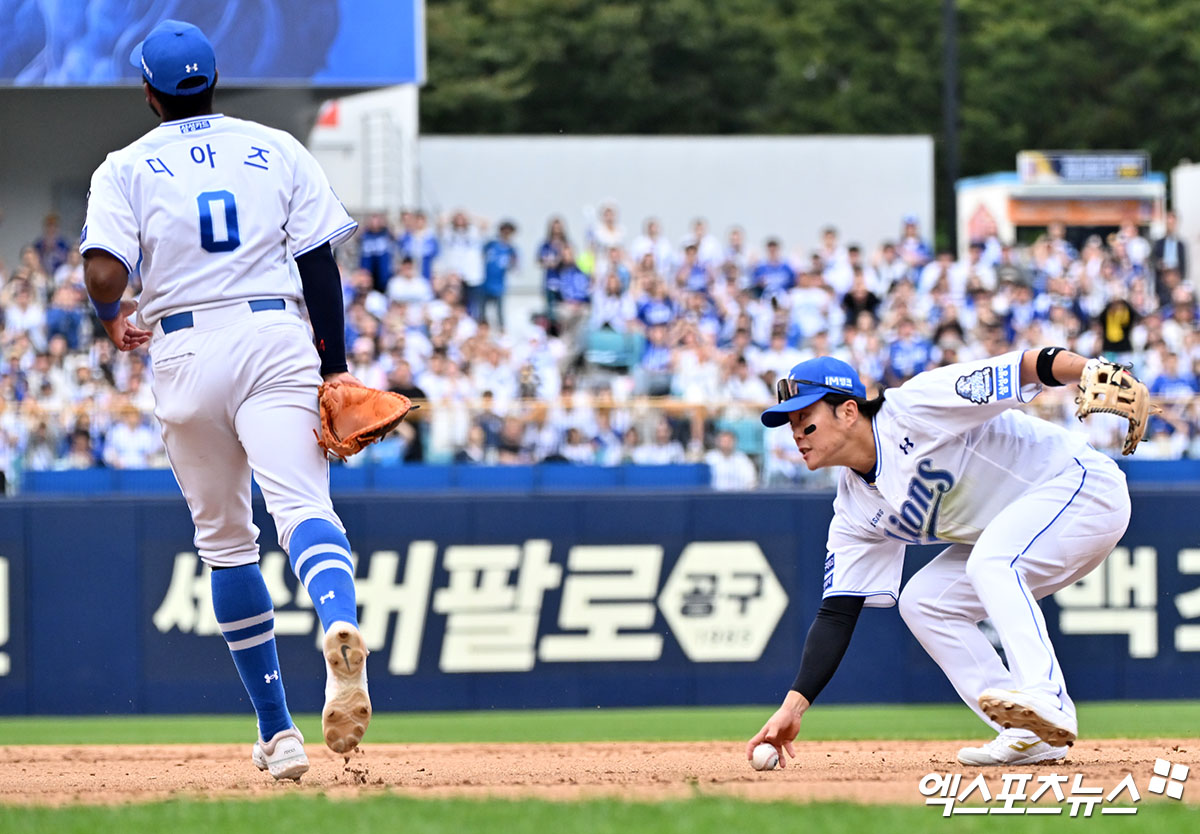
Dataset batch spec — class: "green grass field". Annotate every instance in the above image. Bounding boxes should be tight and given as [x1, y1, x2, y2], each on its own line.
[1, 795, 1197, 834]
[1, 702, 1197, 832]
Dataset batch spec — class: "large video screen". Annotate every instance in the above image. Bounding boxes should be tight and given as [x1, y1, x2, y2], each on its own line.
[0, 0, 424, 87]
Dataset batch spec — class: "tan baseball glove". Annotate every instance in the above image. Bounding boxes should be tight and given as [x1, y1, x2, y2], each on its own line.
[1074, 358, 1161, 455]
[314, 381, 415, 461]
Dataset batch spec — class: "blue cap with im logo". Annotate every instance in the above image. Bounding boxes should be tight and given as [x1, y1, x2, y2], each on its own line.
[761, 356, 866, 428]
[129, 20, 216, 97]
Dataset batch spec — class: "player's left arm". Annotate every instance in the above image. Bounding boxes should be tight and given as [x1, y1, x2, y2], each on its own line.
[746, 595, 865, 768]
[295, 242, 361, 386]
[1018, 346, 1088, 388]
[83, 250, 150, 351]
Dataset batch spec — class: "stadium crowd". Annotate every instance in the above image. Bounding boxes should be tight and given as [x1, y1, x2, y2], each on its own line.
[0, 204, 1196, 494]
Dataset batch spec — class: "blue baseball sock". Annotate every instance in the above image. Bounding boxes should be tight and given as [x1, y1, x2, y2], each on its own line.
[288, 518, 359, 631]
[211, 564, 293, 741]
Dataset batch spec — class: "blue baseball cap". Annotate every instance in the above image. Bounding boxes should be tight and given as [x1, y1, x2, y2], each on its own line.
[129, 20, 216, 96]
[760, 356, 866, 428]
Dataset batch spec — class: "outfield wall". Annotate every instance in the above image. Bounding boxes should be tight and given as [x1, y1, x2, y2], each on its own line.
[0, 488, 1194, 715]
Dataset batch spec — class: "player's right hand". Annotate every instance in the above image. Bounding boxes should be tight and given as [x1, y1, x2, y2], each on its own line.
[746, 691, 809, 769]
[101, 299, 151, 352]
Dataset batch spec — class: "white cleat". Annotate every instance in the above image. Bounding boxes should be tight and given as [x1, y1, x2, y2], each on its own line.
[252, 727, 310, 781]
[322, 621, 372, 754]
[978, 688, 1077, 747]
[957, 728, 1070, 766]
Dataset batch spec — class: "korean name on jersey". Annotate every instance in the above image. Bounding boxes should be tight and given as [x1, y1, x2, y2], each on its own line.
[83, 115, 355, 327]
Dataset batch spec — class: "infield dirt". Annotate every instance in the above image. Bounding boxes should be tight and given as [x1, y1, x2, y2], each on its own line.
[0, 739, 1196, 806]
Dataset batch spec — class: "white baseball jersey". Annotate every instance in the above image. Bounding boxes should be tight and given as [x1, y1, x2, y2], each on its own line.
[823, 350, 1109, 608]
[82, 113, 356, 327]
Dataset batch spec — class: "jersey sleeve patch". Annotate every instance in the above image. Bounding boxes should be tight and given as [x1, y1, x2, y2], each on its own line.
[955, 367, 993, 404]
[995, 364, 1015, 400]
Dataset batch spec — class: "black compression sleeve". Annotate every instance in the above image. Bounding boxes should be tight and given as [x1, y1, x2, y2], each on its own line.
[1036, 346, 1068, 387]
[295, 244, 348, 377]
[791, 595, 866, 702]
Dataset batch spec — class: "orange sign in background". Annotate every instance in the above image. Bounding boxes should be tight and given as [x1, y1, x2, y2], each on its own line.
[1008, 198, 1155, 226]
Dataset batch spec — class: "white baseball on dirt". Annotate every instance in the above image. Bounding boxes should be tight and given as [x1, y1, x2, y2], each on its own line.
[751, 743, 779, 771]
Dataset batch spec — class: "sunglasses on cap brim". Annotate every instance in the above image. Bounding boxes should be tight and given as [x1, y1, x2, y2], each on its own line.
[775, 377, 858, 404]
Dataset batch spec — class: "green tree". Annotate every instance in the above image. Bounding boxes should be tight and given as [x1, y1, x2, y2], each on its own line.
[423, 0, 1200, 182]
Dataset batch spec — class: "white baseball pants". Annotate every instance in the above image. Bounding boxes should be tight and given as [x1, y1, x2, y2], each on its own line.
[149, 300, 344, 567]
[898, 455, 1130, 729]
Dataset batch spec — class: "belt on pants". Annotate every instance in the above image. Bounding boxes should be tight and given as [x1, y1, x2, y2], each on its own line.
[160, 299, 287, 334]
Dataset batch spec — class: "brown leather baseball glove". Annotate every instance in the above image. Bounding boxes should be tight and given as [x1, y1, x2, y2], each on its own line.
[1074, 358, 1161, 455]
[314, 381, 415, 461]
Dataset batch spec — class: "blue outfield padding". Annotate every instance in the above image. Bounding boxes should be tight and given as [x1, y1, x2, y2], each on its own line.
[0, 487, 1195, 715]
[620, 463, 710, 489]
[1117, 458, 1200, 482]
[370, 464, 455, 491]
[20, 463, 714, 495]
[537, 464, 622, 491]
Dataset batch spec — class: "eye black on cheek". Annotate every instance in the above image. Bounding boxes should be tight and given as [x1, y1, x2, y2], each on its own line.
[803, 424, 816, 435]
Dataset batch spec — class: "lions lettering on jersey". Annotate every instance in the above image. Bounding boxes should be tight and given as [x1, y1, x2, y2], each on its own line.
[884, 458, 956, 544]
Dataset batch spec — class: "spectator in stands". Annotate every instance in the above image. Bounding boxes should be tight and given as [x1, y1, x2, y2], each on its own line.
[593, 409, 624, 466]
[674, 243, 711, 294]
[438, 210, 486, 319]
[537, 216, 571, 319]
[873, 240, 911, 289]
[5, 281, 47, 352]
[495, 415, 531, 463]
[1148, 350, 1198, 436]
[555, 246, 593, 364]
[558, 426, 595, 464]
[633, 418, 686, 465]
[589, 271, 638, 334]
[44, 284, 86, 350]
[386, 255, 434, 307]
[898, 214, 933, 271]
[884, 317, 933, 387]
[841, 269, 881, 324]
[54, 247, 84, 288]
[1150, 211, 1187, 303]
[752, 238, 795, 300]
[1117, 219, 1151, 276]
[630, 217, 675, 278]
[635, 275, 676, 330]
[705, 429, 758, 491]
[55, 428, 97, 470]
[348, 336, 388, 390]
[588, 203, 625, 254]
[398, 209, 439, 282]
[724, 226, 750, 278]
[455, 424, 490, 464]
[33, 213, 69, 276]
[103, 401, 160, 469]
[344, 266, 389, 321]
[481, 220, 518, 330]
[358, 213, 394, 294]
[681, 217, 724, 270]
[1099, 286, 1139, 359]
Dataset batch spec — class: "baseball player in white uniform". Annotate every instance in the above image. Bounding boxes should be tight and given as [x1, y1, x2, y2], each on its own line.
[82, 20, 370, 781]
[746, 349, 1133, 767]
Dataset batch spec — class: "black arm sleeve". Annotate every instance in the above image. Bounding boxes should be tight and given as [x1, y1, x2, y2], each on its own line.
[790, 595, 866, 703]
[295, 243, 348, 377]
